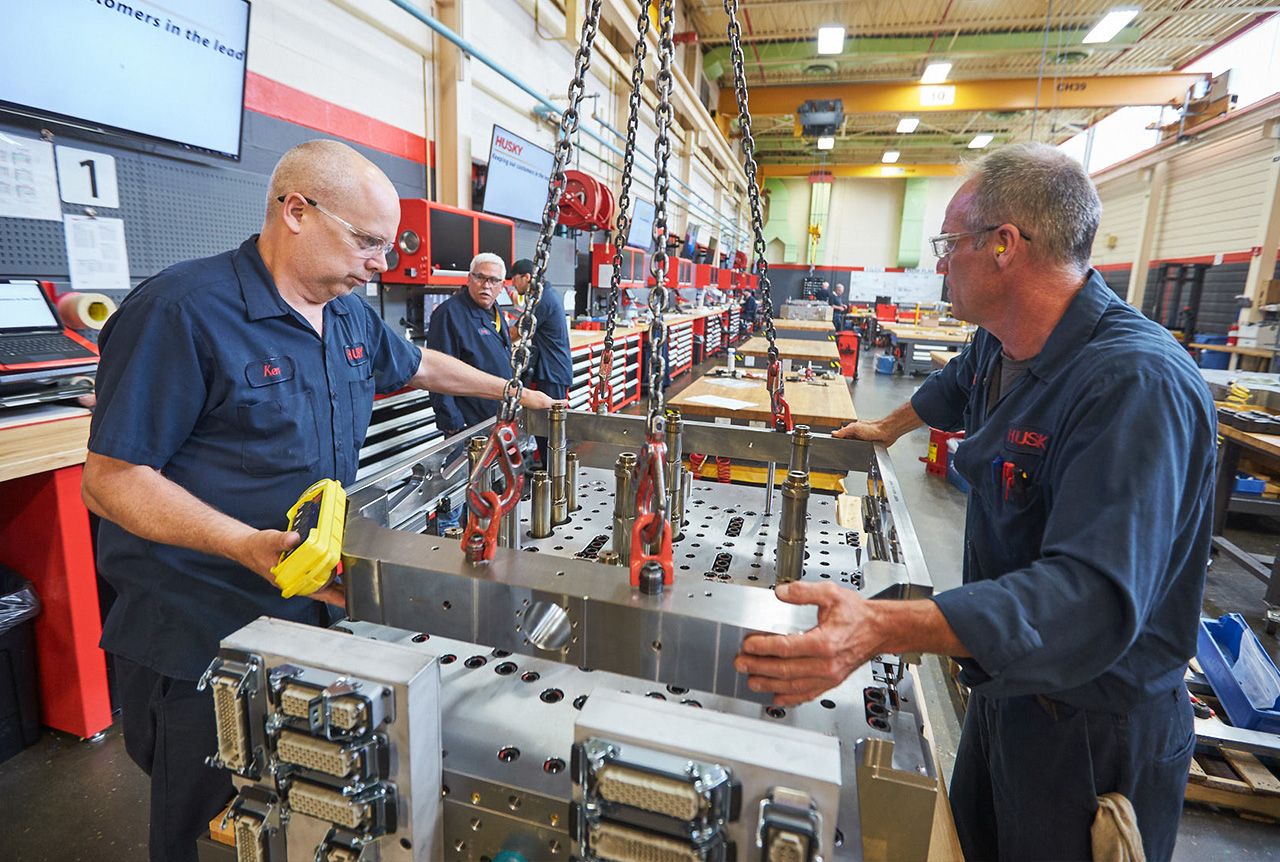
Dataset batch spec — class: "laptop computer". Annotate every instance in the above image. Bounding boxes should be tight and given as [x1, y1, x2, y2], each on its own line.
[0, 280, 100, 373]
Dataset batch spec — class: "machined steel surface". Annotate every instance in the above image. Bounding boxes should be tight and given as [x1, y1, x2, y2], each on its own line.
[338, 619, 936, 862]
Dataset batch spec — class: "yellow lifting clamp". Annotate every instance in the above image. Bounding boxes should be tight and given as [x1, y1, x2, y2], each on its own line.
[270, 478, 347, 598]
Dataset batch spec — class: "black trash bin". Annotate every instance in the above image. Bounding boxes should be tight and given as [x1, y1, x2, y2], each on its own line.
[0, 565, 41, 764]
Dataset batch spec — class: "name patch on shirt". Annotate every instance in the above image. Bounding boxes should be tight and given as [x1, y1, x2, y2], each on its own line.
[1005, 425, 1050, 455]
[245, 356, 296, 387]
[344, 342, 368, 366]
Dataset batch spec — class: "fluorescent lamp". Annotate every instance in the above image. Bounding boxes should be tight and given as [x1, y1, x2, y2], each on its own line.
[1082, 8, 1140, 44]
[896, 117, 920, 134]
[817, 136, 835, 150]
[968, 134, 994, 149]
[920, 62, 952, 84]
[882, 151, 901, 163]
[817, 25, 846, 55]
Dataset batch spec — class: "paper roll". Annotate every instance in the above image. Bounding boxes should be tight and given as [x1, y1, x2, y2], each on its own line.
[57, 292, 117, 331]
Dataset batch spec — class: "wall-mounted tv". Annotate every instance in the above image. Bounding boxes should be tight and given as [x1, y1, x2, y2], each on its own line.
[0, 0, 251, 159]
[483, 125, 554, 224]
[625, 198, 656, 250]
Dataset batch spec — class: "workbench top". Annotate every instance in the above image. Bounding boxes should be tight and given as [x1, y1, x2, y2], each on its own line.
[0, 404, 92, 484]
[567, 325, 646, 350]
[880, 323, 975, 343]
[668, 367, 854, 430]
[771, 318, 835, 332]
[736, 336, 840, 362]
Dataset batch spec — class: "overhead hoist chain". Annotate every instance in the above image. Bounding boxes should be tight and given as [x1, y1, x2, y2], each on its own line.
[630, 0, 677, 589]
[463, 0, 604, 562]
[723, 0, 791, 431]
[592, 1, 652, 416]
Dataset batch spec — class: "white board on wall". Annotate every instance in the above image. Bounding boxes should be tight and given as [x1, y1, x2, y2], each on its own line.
[843, 270, 943, 304]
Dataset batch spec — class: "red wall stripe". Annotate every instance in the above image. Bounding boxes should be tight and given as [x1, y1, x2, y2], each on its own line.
[244, 72, 430, 166]
[1093, 250, 1259, 272]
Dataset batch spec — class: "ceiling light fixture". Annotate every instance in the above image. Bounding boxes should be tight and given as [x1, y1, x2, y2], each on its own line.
[896, 117, 920, 134]
[968, 134, 994, 149]
[817, 25, 846, 55]
[882, 151, 901, 163]
[1082, 8, 1140, 44]
[817, 136, 835, 150]
[920, 62, 952, 84]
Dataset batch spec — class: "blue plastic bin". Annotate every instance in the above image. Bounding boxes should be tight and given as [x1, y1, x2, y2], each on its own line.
[1234, 473, 1266, 495]
[1197, 613, 1280, 733]
[1195, 333, 1230, 370]
[874, 354, 896, 375]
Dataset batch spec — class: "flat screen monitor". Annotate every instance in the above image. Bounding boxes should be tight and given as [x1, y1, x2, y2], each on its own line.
[0, 0, 251, 159]
[483, 125, 554, 224]
[625, 199, 656, 250]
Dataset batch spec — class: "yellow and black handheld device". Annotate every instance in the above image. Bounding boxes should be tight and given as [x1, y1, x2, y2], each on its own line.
[271, 478, 347, 598]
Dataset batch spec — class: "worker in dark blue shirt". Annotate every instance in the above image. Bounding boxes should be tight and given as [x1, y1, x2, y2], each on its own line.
[80, 141, 557, 862]
[735, 143, 1214, 861]
[426, 252, 515, 436]
[510, 258, 573, 401]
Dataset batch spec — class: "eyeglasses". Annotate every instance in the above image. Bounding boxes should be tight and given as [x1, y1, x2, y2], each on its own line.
[469, 273, 505, 288]
[929, 225, 1032, 258]
[277, 194, 394, 258]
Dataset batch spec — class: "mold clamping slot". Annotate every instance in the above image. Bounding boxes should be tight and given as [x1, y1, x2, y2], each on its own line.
[758, 787, 821, 862]
[198, 655, 262, 776]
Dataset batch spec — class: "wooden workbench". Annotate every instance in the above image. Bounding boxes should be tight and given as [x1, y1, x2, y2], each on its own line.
[772, 318, 834, 332]
[880, 322, 974, 344]
[736, 336, 839, 364]
[0, 404, 111, 738]
[1212, 419, 1280, 632]
[568, 324, 645, 351]
[1191, 342, 1278, 372]
[930, 351, 958, 370]
[668, 367, 855, 430]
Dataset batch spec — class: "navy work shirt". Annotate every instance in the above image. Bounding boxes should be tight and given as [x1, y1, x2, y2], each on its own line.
[426, 288, 512, 433]
[523, 285, 573, 388]
[913, 271, 1216, 712]
[89, 237, 421, 680]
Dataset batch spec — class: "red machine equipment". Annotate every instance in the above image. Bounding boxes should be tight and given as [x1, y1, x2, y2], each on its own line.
[558, 169, 616, 232]
[384, 200, 515, 288]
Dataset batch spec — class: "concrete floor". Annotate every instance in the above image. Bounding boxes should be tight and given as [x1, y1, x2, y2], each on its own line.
[1, 344, 1277, 861]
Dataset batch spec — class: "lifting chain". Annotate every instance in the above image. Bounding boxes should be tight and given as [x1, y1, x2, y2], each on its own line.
[594, 0, 652, 415]
[629, 0, 677, 586]
[464, 0, 603, 561]
[723, 0, 790, 431]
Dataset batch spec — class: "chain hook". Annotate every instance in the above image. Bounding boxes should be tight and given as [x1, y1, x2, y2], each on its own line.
[461, 420, 525, 562]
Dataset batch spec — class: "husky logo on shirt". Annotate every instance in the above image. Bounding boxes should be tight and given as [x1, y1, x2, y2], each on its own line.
[344, 342, 368, 366]
[1006, 426, 1049, 454]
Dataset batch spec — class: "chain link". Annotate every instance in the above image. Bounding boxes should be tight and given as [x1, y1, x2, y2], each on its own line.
[595, 0, 652, 414]
[723, 0, 780, 373]
[645, 0, 677, 437]
[501, 0, 604, 421]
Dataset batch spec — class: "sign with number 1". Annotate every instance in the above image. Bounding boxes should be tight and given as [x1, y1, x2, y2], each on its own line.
[55, 145, 120, 209]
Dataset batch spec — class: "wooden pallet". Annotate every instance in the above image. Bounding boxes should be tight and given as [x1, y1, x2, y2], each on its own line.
[1186, 747, 1280, 823]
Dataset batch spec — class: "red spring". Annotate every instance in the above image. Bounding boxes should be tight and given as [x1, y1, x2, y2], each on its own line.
[629, 512, 674, 587]
[715, 456, 732, 483]
[461, 489, 503, 562]
[688, 452, 707, 474]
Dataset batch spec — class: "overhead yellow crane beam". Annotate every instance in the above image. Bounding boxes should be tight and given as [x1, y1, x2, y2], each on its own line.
[719, 73, 1209, 117]
[760, 164, 964, 179]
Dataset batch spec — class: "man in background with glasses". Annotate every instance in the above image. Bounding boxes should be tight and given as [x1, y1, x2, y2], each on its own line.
[81, 139, 557, 862]
[427, 252, 516, 438]
[736, 143, 1214, 860]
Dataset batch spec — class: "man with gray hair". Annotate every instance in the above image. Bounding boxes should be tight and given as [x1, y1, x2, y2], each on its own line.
[82, 140, 557, 861]
[735, 143, 1214, 859]
[427, 251, 516, 436]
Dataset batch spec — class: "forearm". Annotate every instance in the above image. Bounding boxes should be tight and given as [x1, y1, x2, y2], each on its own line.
[876, 400, 926, 442]
[409, 347, 508, 399]
[870, 599, 970, 657]
[82, 453, 254, 565]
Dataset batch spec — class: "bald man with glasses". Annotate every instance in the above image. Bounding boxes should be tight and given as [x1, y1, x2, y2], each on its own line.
[81, 139, 556, 862]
